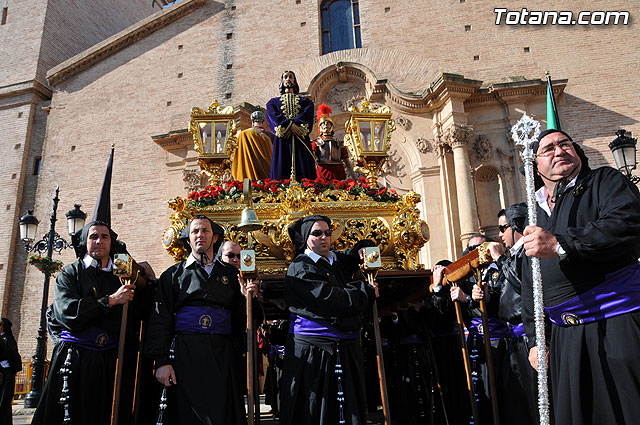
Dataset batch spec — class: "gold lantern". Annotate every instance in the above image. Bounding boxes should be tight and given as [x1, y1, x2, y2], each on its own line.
[189, 100, 238, 185]
[344, 101, 396, 186]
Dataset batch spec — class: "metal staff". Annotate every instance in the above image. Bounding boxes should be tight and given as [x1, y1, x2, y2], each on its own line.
[361, 247, 392, 425]
[511, 114, 550, 425]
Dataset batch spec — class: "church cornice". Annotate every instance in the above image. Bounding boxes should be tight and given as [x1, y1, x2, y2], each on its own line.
[464, 78, 567, 105]
[47, 0, 205, 86]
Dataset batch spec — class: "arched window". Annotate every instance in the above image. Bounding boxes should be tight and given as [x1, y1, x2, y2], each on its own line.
[321, 0, 361, 54]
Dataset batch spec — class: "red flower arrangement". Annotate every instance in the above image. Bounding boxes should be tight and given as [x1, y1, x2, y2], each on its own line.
[187, 177, 399, 206]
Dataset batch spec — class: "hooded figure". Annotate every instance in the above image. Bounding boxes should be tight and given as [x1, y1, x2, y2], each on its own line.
[0, 317, 21, 425]
[280, 215, 376, 425]
[32, 221, 137, 425]
[145, 215, 249, 425]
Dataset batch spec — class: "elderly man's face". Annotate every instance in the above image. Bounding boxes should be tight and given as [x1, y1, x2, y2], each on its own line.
[307, 220, 331, 257]
[87, 225, 111, 264]
[282, 71, 296, 89]
[220, 241, 241, 269]
[536, 132, 582, 181]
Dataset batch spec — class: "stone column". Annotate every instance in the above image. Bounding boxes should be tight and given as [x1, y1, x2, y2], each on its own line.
[446, 125, 478, 246]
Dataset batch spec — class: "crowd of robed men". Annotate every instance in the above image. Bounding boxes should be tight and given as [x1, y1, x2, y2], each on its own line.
[14, 74, 640, 425]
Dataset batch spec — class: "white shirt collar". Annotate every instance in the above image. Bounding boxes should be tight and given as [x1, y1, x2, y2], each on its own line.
[535, 175, 578, 217]
[510, 237, 525, 256]
[82, 253, 113, 271]
[185, 252, 217, 275]
[304, 248, 336, 265]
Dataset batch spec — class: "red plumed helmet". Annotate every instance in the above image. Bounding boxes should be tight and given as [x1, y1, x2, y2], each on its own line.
[316, 103, 333, 124]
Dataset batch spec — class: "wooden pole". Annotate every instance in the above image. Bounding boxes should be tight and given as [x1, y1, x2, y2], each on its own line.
[449, 279, 481, 425]
[366, 273, 392, 425]
[110, 299, 129, 425]
[476, 270, 500, 425]
[246, 279, 255, 425]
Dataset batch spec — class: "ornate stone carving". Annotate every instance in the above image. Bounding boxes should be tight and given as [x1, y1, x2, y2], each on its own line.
[415, 137, 433, 154]
[183, 169, 203, 192]
[443, 124, 473, 149]
[472, 134, 492, 163]
[325, 83, 367, 112]
[501, 165, 514, 175]
[381, 146, 407, 178]
[395, 115, 412, 131]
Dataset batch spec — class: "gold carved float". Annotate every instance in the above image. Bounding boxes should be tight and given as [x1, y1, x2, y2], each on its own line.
[162, 99, 430, 274]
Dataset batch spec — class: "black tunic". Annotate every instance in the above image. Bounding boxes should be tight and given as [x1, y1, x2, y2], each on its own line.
[521, 166, 640, 425]
[32, 260, 125, 425]
[280, 250, 375, 425]
[145, 258, 246, 425]
[0, 331, 21, 425]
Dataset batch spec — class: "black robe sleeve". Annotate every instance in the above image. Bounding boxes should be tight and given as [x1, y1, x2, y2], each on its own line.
[53, 262, 123, 334]
[145, 264, 179, 367]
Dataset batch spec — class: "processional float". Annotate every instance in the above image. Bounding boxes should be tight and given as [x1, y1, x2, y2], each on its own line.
[160, 99, 431, 424]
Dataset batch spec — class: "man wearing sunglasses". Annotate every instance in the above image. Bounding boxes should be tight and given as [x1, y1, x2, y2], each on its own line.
[280, 215, 378, 425]
[521, 129, 640, 425]
[219, 240, 242, 269]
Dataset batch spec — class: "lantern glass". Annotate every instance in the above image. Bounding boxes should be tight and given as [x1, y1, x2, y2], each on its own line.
[372, 121, 386, 151]
[214, 122, 228, 153]
[199, 122, 212, 154]
[67, 217, 84, 236]
[359, 121, 371, 151]
[19, 217, 38, 243]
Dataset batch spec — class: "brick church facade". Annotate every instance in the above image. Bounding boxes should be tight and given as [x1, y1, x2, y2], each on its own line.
[1, 0, 638, 356]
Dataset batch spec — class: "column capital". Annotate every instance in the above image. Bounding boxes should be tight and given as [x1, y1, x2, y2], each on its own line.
[443, 124, 473, 149]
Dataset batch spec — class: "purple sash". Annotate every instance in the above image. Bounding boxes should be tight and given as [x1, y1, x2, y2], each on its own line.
[60, 326, 117, 351]
[289, 313, 360, 340]
[510, 323, 525, 338]
[174, 306, 232, 335]
[470, 318, 512, 341]
[545, 262, 640, 327]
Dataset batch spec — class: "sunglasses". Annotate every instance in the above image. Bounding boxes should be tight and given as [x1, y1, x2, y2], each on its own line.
[310, 229, 332, 237]
[498, 224, 510, 233]
[224, 252, 240, 259]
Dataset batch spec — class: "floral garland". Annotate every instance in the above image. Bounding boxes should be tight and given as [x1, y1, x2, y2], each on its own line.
[27, 254, 65, 275]
[187, 177, 399, 207]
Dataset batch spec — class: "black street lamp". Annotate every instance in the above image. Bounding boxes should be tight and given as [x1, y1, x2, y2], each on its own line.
[19, 186, 86, 408]
[609, 129, 640, 184]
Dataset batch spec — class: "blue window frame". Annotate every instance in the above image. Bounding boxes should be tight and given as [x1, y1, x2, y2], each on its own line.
[321, 0, 361, 54]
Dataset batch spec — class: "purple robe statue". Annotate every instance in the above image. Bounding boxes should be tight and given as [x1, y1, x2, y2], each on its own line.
[266, 93, 317, 181]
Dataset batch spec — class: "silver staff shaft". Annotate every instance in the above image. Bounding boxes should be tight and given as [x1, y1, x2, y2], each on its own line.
[512, 114, 550, 425]
[521, 149, 550, 425]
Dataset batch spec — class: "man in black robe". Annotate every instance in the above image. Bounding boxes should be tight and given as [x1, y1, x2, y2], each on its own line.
[145, 216, 257, 425]
[521, 129, 640, 425]
[0, 318, 21, 425]
[32, 221, 141, 425]
[477, 204, 536, 425]
[280, 215, 377, 425]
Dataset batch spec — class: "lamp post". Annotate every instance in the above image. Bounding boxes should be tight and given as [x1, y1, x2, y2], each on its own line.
[19, 186, 86, 408]
[609, 129, 639, 184]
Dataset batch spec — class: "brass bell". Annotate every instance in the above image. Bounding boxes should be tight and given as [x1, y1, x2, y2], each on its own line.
[238, 207, 262, 232]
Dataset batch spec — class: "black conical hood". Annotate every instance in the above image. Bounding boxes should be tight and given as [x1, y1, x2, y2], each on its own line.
[91, 146, 114, 226]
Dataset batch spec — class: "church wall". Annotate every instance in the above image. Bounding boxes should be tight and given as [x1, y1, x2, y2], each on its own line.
[0, 0, 48, 87]
[37, 0, 158, 84]
[13, 0, 640, 354]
